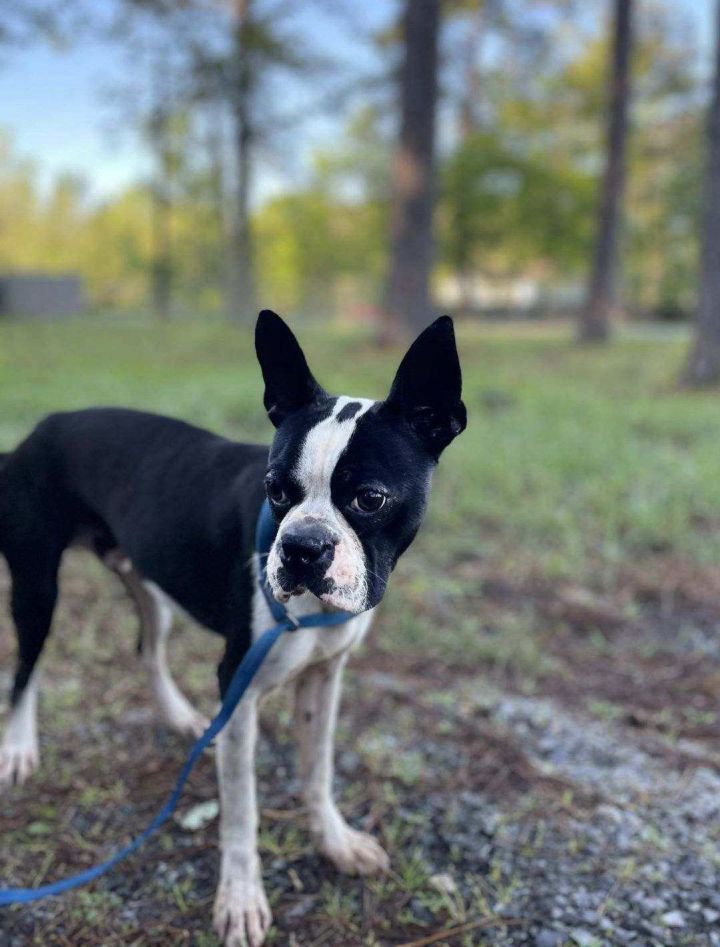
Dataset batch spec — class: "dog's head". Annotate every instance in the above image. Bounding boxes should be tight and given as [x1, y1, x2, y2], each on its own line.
[256, 310, 466, 614]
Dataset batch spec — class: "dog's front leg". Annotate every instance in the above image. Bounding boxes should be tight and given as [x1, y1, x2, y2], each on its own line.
[295, 655, 389, 876]
[214, 690, 271, 947]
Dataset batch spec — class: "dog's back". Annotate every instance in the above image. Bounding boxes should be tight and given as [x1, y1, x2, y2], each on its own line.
[0, 409, 268, 720]
[1, 407, 268, 617]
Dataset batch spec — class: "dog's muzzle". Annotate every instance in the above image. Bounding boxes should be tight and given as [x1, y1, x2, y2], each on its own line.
[277, 523, 337, 596]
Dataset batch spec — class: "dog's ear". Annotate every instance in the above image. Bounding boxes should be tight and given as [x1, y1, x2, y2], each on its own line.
[255, 310, 326, 427]
[383, 316, 467, 458]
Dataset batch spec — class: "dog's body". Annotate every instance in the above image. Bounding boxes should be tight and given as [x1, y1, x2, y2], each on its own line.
[0, 312, 465, 946]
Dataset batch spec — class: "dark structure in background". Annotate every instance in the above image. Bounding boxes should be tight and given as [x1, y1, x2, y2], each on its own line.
[579, 0, 635, 343]
[0, 275, 85, 317]
[384, 0, 441, 339]
[683, 0, 720, 386]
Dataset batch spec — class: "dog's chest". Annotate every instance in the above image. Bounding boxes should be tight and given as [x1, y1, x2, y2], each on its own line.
[250, 584, 373, 694]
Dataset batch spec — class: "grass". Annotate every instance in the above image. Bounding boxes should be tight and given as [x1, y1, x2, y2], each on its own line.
[2, 315, 720, 945]
[2, 313, 720, 670]
[2, 314, 719, 583]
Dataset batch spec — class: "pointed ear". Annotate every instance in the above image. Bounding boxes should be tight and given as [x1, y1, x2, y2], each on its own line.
[383, 316, 467, 458]
[255, 310, 326, 427]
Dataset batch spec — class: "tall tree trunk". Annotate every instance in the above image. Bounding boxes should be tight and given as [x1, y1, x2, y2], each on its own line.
[150, 179, 172, 320]
[383, 0, 441, 340]
[682, 0, 720, 386]
[206, 109, 228, 307]
[148, 60, 172, 321]
[458, 0, 486, 141]
[226, 0, 257, 324]
[578, 0, 634, 343]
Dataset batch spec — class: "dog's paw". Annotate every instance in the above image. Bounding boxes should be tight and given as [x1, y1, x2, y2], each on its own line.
[164, 705, 210, 740]
[155, 684, 209, 739]
[213, 878, 272, 947]
[322, 825, 390, 876]
[0, 741, 39, 787]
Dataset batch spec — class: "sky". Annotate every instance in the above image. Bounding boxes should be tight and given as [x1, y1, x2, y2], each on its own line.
[0, 2, 395, 205]
[0, 0, 714, 206]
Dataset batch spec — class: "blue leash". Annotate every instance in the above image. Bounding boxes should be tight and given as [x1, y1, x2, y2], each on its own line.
[0, 500, 353, 907]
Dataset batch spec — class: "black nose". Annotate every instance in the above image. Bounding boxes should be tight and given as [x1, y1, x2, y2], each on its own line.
[280, 529, 335, 572]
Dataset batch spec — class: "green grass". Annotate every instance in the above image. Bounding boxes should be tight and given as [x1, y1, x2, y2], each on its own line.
[2, 315, 718, 947]
[2, 313, 719, 585]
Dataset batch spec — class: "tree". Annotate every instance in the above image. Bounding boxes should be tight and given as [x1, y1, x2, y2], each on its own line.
[225, 0, 258, 324]
[682, 0, 720, 386]
[383, 0, 442, 339]
[119, 0, 340, 323]
[579, 0, 635, 343]
[441, 131, 595, 307]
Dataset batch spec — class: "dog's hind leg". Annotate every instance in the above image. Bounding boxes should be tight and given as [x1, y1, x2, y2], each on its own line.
[294, 654, 389, 876]
[113, 563, 208, 738]
[1, 549, 62, 786]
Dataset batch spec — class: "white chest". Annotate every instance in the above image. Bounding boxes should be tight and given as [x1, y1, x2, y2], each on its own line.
[250, 582, 374, 695]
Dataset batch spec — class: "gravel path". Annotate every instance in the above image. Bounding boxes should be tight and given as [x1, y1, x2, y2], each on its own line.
[1, 556, 719, 946]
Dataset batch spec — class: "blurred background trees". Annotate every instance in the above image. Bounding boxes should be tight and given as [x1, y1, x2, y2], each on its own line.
[0, 0, 717, 363]
[683, 0, 720, 385]
[579, 0, 634, 343]
[384, 0, 441, 339]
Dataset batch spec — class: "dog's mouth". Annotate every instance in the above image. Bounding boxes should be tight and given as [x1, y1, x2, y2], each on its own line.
[275, 583, 306, 603]
[273, 571, 363, 613]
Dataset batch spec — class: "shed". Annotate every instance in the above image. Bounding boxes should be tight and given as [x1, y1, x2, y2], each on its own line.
[0, 274, 85, 317]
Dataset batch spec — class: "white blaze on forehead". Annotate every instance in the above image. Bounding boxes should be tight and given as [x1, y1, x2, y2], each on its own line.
[295, 396, 375, 500]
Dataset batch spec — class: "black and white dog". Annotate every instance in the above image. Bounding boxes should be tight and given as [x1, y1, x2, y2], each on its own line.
[0, 310, 466, 946]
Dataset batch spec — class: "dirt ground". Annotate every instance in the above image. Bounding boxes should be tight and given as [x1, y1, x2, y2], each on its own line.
[1, 550, 719, 947]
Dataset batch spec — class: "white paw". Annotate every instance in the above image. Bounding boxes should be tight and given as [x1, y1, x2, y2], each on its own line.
[156, 686, 209, 739]
[321, 825, 390, 876]
[213, 878, 272, 947]
[0, 741, 39, 787]
[163, 706, 210, 740]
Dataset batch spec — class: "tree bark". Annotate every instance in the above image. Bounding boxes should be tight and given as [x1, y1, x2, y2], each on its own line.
[148, 59, 172, 321]
[383, 0, 441, 340]
[578, 0, 634, 343]
[458, 0, 486, 141]
[226, 0, 258, 324]
[150, 179, 172, 320]
[682, 0, 720, 386]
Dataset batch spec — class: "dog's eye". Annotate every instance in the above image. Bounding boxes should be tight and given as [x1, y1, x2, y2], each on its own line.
[351, 489, 386, 514]
[266, 479, 290, 507]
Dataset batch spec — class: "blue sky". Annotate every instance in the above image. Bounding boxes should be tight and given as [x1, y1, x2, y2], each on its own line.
[0, 0, 714, 206]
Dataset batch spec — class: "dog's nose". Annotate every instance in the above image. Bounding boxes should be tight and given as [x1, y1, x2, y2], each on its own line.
[280, 529, 334, 571]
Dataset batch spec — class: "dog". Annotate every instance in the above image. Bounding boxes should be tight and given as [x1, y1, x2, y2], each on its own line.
[0, 310, 466, 946]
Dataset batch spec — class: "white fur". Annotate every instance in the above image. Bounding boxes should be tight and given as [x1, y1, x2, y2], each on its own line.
[213, 569, 382, 947]
[114, 566, 208, 738]
[0, 669, 39, 786]
[266, 397, 375, 613]
[294, 652, 389, 876]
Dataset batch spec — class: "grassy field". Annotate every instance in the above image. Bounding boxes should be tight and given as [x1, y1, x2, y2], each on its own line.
[3, 316, 720, 577]
[1, 316, 719, 946]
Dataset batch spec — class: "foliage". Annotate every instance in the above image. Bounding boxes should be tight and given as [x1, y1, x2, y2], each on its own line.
[2, 317, 720, 575]
[441, 130, 595, 281]
[0, 1, 711, 320]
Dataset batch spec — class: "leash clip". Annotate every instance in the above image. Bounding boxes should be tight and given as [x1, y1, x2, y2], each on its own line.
[285, 612, 301, 630]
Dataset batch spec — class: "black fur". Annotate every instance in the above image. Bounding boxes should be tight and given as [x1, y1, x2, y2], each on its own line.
[259, 313, 466, 608]
[0, 409, 267, 701]
[255, 310, 327, 428]
[0, 311, 465, 711]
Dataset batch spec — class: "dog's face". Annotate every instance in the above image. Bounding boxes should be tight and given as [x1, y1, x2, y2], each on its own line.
[256, 311, 467, 614]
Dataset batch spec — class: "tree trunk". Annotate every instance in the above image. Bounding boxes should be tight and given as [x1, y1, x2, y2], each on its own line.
[150, 180, 172, 320]
[458, 0, 486, 141]
[383, 0, 441, 340]
[682, 0, 720, 386]
[148, 60, 172, 322]
[226, 0, 257, 324]
[578, 0, 634, 343]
